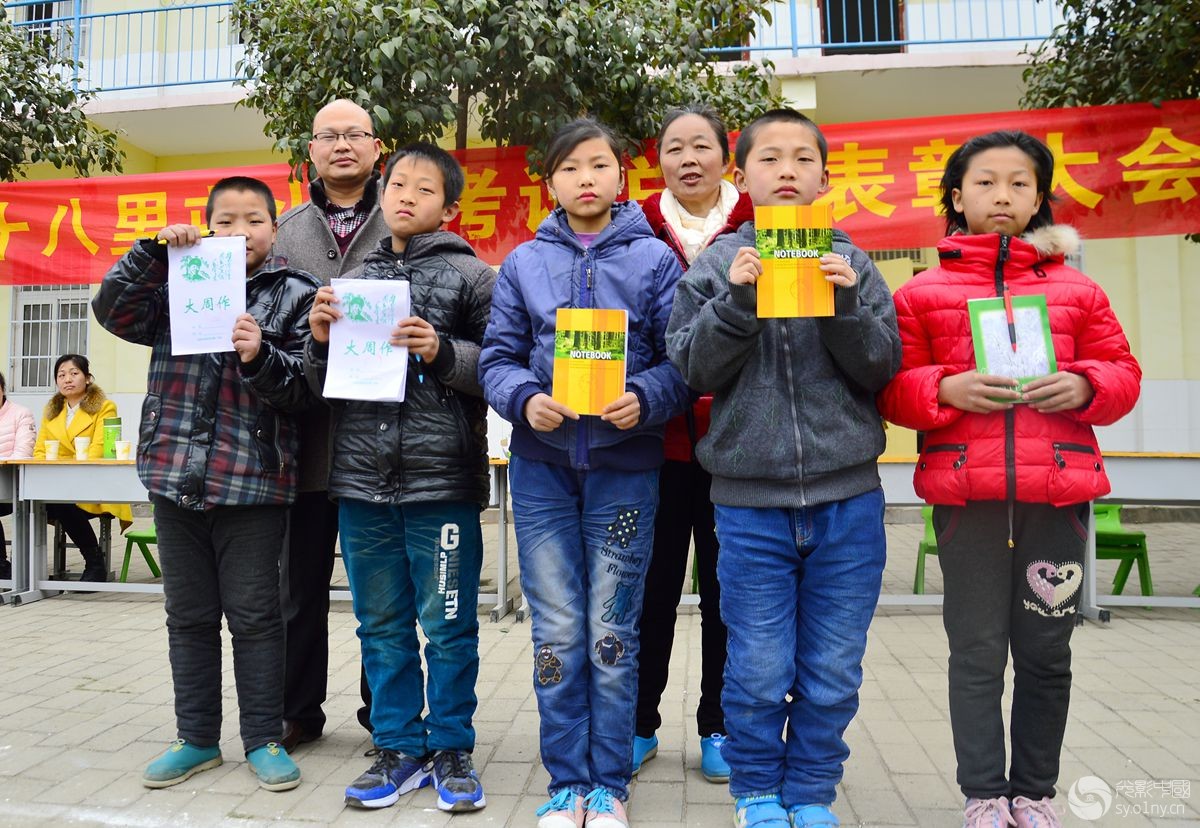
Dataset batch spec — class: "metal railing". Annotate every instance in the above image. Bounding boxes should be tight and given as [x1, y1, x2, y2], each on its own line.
[715, 0, 1062, 58]
[4, 0, 1060, 95]
[5, 0, 244, 93]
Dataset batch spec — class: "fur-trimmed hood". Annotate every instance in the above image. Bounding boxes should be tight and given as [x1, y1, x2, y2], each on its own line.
[44, 383, 108, 421]
[1023, 225, 1080, 258]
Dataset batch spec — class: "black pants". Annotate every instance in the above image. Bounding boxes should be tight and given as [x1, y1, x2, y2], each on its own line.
[154, 496, 288, 752]
[635, 459, 727, 738]
[1, 501, 11, 560]
[46, 503, 100, 565]
[280, 490, 342, 733]
[936, 500, 1087, 801]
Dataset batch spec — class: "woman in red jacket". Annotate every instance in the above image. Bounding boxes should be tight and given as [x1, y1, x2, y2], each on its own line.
[633, 106, 753, 784]
[878, 131, 1141, 828]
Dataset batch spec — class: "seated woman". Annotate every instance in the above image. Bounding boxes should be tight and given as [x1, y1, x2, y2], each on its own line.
[34, 354, 133, 583]
[0, 370, 37, 580]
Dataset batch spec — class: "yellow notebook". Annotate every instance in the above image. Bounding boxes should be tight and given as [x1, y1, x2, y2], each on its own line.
[552, 308, 628, 415]
[755, 203, 835, 318]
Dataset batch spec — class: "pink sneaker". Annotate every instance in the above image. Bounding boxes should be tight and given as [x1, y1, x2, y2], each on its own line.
[1011, 796, 1062, 828]
[963, 797, 1016, 828]
[583, 787, 628, 828]
[537, 789, 585, 828]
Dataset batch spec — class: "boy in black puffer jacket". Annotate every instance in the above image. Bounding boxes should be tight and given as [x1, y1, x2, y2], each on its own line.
[304, 143, 494, 814]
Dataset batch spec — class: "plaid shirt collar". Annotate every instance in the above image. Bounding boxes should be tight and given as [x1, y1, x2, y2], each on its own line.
[310, 173, 380, 238]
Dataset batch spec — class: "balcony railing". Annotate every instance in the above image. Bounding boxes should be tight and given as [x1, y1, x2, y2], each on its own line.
[4, 0, 1060, 95]
[5, 0, 244, 94]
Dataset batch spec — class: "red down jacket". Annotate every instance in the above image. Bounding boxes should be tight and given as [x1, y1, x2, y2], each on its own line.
[876, 227, 1141, 507]
[643, 189, 754, 462]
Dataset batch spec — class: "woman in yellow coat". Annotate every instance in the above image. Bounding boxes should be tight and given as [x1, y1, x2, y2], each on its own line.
[34, 354, 133, 583]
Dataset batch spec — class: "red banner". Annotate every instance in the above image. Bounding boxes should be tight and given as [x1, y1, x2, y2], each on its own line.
[2, 100, 1198, 285]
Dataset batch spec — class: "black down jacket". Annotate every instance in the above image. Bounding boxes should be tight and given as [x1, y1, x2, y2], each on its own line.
[304, 232, 496, 507]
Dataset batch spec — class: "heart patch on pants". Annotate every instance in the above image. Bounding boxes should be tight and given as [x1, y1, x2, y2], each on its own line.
[1026, 561, 1082, 611]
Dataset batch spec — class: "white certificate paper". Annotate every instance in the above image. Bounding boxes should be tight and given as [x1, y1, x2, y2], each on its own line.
[324, 278, 411, 402]
[167, 236, 247, 355]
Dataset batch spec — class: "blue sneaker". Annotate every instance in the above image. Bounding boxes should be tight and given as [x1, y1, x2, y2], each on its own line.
[632, 733, 658, 775]
[246, 742, 301, 791]
[430, 749, 486, 812]
[700, 733, 730, 782]
[142, 739, 222, 788]
[735, 793, 790, 827]
[345, 748, 430, 808]
[789, 803, 840, 827]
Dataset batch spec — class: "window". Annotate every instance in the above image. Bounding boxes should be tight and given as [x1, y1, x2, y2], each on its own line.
[9, 286, 90, 392]
[821, 0, 904, 55]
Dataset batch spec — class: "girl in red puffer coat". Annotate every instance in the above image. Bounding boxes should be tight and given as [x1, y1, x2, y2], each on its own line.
[877, 131, 1141, 828]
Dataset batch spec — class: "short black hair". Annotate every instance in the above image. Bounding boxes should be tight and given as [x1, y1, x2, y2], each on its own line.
[205, 176, 277, 223]
[734, 108, 828, 170]
[382, 142, 465, 206]
[939, 130, 1057, 235]
[54, 353, 91, 378]
[543, 118, 624, 179]
[658, 105, 730, 164]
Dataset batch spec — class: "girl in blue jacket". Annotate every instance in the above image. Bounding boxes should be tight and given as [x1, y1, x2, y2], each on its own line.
[479, 118, 690, 828]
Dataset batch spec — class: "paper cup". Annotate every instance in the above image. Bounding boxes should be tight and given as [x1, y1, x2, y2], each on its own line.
[45, 439, 60, 460]
[74, 436, 91, 460]
[114, 440, 132, 461]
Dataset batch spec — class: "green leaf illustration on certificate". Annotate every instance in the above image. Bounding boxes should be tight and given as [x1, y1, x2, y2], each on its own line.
[968, 294, 1057, 399]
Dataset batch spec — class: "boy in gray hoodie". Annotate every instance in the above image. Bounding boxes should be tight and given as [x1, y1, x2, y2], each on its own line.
[666, 108, 900, 828]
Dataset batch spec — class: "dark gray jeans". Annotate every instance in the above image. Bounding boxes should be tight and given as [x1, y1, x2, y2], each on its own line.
[154, 495, 288, 753]
[935, 500, 1088, 801]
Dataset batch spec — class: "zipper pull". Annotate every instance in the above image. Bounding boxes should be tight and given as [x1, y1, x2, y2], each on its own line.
[1053, 443, 1066, 469]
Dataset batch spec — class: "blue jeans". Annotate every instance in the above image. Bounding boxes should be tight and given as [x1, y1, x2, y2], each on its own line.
[153, 496, 288, 753]
[715, 487, 886, 807]
[509, 457, 659, 801]
[338, 499, 483, 756]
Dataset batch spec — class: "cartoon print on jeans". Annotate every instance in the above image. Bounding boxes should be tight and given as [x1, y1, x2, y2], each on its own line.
[601, 580, 637, 625]
[595, 632, 625, 665]
[535, 645, 563, 685]
[606, 508, 640, 549]
[1023, 560, 1083, 617]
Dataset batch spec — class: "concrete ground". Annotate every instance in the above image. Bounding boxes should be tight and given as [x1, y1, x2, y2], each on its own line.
[1, 516, 1197, 827]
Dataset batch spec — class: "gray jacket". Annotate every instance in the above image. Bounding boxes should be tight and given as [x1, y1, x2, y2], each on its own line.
[274, 175, 389, 491]
[666, 223, 900, 508]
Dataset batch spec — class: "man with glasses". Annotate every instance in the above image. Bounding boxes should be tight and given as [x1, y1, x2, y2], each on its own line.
[274, 98, 388, 752]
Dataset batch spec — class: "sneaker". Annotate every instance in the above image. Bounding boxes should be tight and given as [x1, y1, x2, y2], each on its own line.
[963, 797, 1017, 828]
[631, 733, 658, 775]
[246, 741, 301, 791]
[142, 739, 222, 788]
[789, 803, 840, 827]
[345, 748, 430, 808]
[583, 787, 628, 828]
[536, 788, 585, 828]
[700, 733, 730, 783]
[430, 749, 486, 812]
[735, 793, 790, 827]
[1011, 796, 1061, 828]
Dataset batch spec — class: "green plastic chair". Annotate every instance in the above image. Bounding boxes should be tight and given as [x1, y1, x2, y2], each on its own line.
[913, 505, 937, 594]
[1093, 504, 1152, 596]
[121, 524, 161, 583]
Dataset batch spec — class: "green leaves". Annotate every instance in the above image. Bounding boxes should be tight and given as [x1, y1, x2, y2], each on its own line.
[1023, 0, 1199, 110]
[0, 9, 124, 181]
[232, 0, 781, 173]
